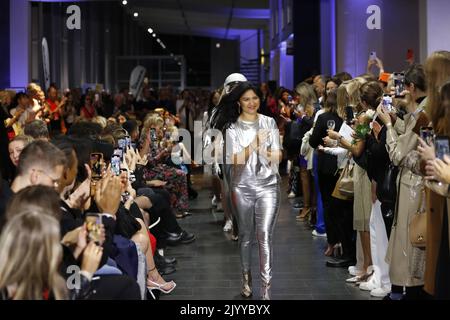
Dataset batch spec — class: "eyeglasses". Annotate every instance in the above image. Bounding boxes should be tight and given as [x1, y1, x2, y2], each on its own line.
[33, 169, 60, 188]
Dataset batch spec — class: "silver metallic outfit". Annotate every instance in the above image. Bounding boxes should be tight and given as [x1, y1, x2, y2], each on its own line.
[225, 114, 281, 296]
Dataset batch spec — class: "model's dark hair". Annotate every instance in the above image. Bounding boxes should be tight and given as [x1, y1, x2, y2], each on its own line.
[209, 81, 260, 132]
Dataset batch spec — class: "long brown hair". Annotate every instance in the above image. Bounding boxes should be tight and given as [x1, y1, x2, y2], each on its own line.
[425, 51, 450, 135]
[0, 210, 67, 299]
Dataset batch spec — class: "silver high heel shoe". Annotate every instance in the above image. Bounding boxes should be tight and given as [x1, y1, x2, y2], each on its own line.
[261, 283, 271, 300]
[241, 271, 252, 298]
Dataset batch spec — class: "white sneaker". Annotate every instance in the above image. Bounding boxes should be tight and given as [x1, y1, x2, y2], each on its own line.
[312, 230, 327, 238]
[348, 266, 364, 276]
[370, 286, 391, 298]
[287, 191, 296, 199]
[211, 195, 218, 207]
[223, 220, 233, 232]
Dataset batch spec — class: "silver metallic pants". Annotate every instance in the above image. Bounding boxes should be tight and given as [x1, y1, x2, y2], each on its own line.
[232, 183, 280, 285]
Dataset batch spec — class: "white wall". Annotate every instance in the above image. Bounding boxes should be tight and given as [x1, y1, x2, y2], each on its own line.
[426, 0, 450, 56]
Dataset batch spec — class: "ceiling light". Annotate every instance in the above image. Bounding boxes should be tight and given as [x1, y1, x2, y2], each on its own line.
[133, 12, 138, 17]
[147, 28, 153, 34]
[170, 53, 174, 57]
[216, 43, 221, 48]
[122, 0, 127, 5]
[152, 33, 156, 38]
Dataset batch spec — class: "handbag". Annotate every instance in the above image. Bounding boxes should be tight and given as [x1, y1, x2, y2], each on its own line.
[409, 189, 427, 248]
[378, 162, 399, 205]
[332, 155, 354, 200]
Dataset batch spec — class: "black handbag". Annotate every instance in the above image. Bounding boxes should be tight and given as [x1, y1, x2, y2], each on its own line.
[378, 163, 399, 205]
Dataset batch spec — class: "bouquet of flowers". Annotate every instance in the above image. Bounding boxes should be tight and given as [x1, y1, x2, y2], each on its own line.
[352, 109, 376, 144]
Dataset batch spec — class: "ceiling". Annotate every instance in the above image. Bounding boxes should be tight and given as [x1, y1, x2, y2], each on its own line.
[124, 0, 270, 39]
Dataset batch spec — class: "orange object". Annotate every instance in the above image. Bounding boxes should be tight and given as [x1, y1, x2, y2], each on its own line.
[379, 72, 391, 84]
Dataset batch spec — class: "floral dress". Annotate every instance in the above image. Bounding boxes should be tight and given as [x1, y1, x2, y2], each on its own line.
[143, 139, 189, 214]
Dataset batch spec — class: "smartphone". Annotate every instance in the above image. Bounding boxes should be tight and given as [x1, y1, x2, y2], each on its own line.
[85, 213, 102, 245]
[111, 155, 121, 176]
[288, 95, 293, 104]
[393, 72, 405, 98]
[94, 93, 100, 102]
[369, 51, 377, 61]
[420, 127, 435, 146]
[118, 138, 127, 150]
[125, 135, 131, 148]
[345, 106, 354, 124]
[90, 153, 103, 180]
[435, 136, 450, 160]
[382, 94, 393, 112]
[113, 147, 123, 160]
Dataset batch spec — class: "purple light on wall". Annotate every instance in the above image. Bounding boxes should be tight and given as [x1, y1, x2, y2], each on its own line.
[331, 0, 336, 75]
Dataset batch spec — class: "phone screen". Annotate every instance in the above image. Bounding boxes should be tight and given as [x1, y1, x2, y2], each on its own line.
[420, 127, 435, 146]
[85, 213, 102, 245]
[150, 128, 157, 141]
[90, 153, 103, 180]
[435, 136, 450, 160]
[369, 51, 377, 61]
[382, 95, 393, 112]
[111, 155, 121, 176]
[118, 138, 127, 150]
[394, 73, 405, 98]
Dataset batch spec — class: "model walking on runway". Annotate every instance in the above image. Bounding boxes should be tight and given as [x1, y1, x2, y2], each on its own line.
[210, 81, 282, 300]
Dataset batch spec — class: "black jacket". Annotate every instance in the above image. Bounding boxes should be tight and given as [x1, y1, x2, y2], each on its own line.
[309, 112, 343, 175]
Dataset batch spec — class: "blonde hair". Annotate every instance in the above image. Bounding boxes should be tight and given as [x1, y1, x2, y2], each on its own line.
[425, 51, 450, 135]
[0, 210, 67, 300]
[10, 135, 34, 146]
[294, 83, 317, 107]
[91, 116, 108, 129]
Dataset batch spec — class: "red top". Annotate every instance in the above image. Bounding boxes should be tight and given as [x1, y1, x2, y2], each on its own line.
[46, 98, 59, 120]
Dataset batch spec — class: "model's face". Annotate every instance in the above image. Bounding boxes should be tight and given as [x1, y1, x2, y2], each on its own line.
[239, 90, 260, 115]
[9, 140, 26, 167]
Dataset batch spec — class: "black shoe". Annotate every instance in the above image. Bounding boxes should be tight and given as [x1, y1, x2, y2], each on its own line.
[180, 230, 196, 244]
[166, 230, 196, 246]
[154, 251, 177, 266]
[325, 257, 355, 268]
[157, 264, 176, 276]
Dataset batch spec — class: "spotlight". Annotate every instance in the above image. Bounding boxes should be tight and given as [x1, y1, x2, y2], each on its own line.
[216, 42, 221, 48]
[133, 12, 138, 17]
[152, 33, 156, 38]
[122, 0, 127, 5]
[147, 28, 153, 34]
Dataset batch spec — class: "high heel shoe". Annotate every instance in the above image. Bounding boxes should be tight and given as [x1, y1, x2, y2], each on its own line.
[146, 279, 177, 294]
[296, 208, 311, 221]
[241, 272, 252, 298]
[261, 283, 271, 300]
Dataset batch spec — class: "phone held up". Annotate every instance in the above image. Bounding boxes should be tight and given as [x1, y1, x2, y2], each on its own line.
[90, 152, 103, 180]
[382, 94, 394, 113]
[435, 136, 450, 160]
[393, 72, 406, 98]
[369, 51, 377, 61]
[420, 127, 435, 147]
[85, 213, 102, 245]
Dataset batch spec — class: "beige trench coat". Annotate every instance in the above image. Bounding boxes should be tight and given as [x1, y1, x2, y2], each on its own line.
[385, 112, 426, 287]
